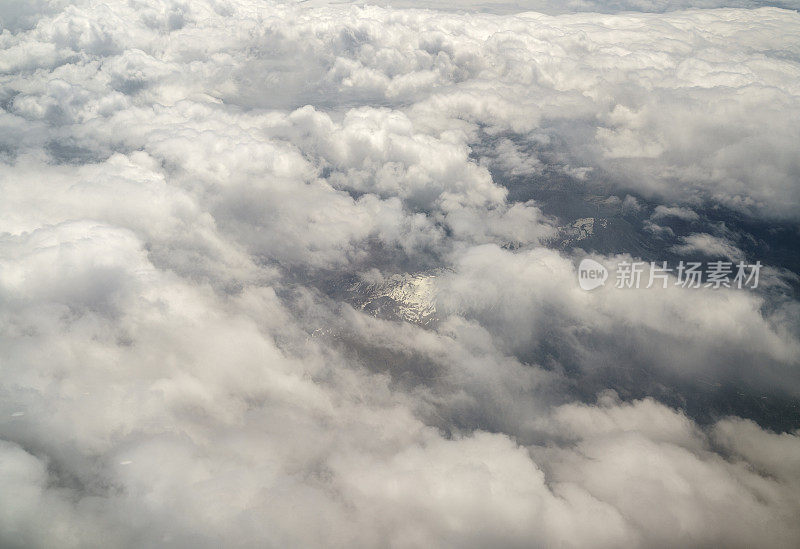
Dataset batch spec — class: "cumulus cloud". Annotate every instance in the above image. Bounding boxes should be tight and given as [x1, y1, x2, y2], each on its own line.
[1, 0, 799, 547]
[651, 205, 700, 222]
[671, 232, 745, 260]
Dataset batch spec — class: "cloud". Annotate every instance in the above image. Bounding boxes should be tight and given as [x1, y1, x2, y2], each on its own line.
[0, 0, 799, 547]
[651, 205, 700, 222]
[538, 395, 800, 548]
[435, 245, 799, 391]
[671, 232, 745, 260]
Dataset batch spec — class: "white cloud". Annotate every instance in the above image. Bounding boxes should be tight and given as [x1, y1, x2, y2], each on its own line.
[1, 0, 799, 547]
[651, 205, 700, 221]
[672, 232, 745, 260]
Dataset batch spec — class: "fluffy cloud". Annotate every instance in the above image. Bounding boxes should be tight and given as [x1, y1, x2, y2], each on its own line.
[671, 232, 745, 260]
[1, 0, 799, 547]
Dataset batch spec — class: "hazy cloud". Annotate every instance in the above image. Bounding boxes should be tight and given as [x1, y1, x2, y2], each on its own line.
[1, 0, 799, 547]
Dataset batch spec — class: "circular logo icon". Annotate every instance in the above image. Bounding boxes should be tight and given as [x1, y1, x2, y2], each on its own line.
[578, 258, 608, 291]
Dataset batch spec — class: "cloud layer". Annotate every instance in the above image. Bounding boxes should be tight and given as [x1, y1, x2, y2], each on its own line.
[1, 0, 799, 547]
